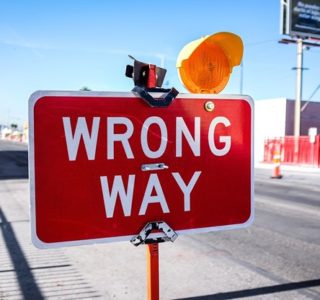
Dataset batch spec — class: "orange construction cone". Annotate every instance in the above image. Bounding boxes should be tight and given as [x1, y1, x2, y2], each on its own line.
[271, 150, 283, 179]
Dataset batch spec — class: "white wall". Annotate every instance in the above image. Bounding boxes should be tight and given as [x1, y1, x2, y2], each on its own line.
[254, 98, 287, 162]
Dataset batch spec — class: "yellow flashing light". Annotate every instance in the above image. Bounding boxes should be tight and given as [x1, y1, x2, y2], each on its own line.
[177, 32, 243, 94]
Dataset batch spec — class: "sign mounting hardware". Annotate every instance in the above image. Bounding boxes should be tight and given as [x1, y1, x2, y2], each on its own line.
[130, 221, 178, 246]
[126, 55, 179, 107]
[141, 163, 169, 172]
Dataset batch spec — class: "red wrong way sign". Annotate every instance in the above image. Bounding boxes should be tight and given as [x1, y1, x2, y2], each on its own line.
[29, 91, 254, 248]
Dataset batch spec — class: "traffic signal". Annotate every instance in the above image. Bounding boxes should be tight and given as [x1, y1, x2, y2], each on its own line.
[176, 32, 243, 94]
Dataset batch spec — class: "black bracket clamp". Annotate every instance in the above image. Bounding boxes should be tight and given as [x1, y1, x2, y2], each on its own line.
[132, 86, 179, 107]
[126, 55, 179, 107]
[130, 221, 178, 246]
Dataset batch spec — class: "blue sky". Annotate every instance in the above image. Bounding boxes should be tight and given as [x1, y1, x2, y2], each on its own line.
[1, 0, 320, 126]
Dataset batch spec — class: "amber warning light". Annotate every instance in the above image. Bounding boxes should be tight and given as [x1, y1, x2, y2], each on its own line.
[176, 32, 243, 94]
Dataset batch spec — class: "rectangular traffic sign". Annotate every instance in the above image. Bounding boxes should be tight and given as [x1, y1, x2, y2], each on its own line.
[29, 91, 254, 248]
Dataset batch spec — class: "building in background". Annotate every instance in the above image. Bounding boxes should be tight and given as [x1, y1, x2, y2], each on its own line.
[255, 98, 320, 165]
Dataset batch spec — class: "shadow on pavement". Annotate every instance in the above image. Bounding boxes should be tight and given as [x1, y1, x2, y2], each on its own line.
[0, 208, 43, 299]
[0, 151, 28, 180]
[176, 278, 320, 299]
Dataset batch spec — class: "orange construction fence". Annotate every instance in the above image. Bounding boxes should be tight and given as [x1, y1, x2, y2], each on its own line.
[263, 135, 320, 167]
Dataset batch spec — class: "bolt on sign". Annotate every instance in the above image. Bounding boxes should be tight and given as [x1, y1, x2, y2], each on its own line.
[29, 91, 254, 248]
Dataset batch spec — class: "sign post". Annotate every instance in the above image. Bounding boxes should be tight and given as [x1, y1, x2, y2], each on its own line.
[147, 243, 159, 300]
[29, 91, 254, 298]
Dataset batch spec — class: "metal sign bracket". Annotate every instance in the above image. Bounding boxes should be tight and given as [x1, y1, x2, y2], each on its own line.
[132, 86, 179, 107]
[130, 221, 178, 246]
[126, 55, 179, 107]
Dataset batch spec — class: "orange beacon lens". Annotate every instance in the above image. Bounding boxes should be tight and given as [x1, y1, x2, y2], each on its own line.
[177, 32, 243, 94]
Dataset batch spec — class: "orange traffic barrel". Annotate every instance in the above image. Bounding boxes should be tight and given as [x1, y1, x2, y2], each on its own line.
[271, 150, 283, 179]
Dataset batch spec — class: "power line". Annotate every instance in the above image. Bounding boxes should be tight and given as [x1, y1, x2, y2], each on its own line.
[245, 39, 277, 47]
[301, 83, 320, 111]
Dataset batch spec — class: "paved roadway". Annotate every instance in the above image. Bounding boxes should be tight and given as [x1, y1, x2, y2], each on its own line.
[0, 139, 320, 299]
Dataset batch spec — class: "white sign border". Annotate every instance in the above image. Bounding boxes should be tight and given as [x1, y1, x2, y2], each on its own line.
[29, 90, 254, 249]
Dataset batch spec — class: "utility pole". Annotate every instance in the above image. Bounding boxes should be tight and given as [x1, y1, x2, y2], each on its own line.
[279, 0, 320, 164]
[280, 37, 320, 134]
[294, 38, 303, 162]
[294, 38, 303, 138]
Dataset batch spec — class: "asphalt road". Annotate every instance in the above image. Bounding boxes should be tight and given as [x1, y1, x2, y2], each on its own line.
[0, 139, 320, 299]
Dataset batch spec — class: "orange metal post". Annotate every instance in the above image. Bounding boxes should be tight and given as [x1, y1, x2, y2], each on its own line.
[147, 243, 159, 300]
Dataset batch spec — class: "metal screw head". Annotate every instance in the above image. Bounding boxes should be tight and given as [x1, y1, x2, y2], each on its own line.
[204, 101, 214, 112]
